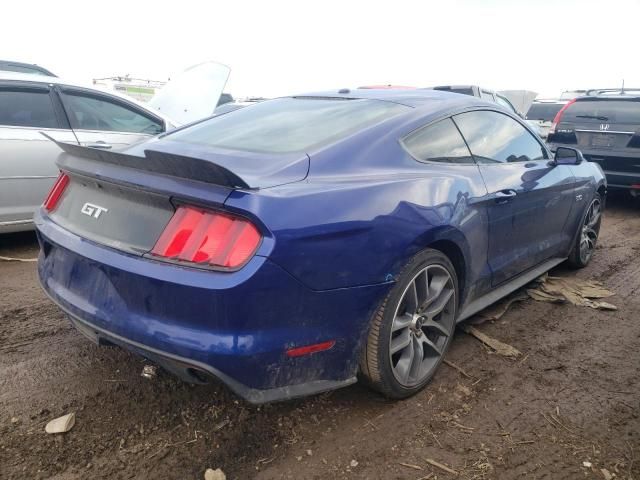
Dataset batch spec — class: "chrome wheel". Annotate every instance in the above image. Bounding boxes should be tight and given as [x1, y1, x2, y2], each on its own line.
[579, 198, 601, 264]
[389, 265, 456, 387]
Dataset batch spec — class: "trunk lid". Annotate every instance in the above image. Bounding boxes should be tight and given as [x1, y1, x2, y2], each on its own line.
[43, 134, 308, 255]
[49, 174, 175, 255]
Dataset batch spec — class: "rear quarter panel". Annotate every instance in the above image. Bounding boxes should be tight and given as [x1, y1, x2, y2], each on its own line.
[225, 121, 492, 308]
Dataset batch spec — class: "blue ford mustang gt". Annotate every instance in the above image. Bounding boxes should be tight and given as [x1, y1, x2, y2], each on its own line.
[36, 89, 606, 403]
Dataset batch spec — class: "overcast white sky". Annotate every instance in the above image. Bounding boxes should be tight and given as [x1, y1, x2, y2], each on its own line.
[3, 0, 639, 99]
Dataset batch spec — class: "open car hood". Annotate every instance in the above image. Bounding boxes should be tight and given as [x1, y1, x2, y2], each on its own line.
[498, 90, 538, 116]
[148, 61, 230, 126]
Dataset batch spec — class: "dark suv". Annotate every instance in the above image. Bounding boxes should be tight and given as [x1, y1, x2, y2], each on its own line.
[548, 89, 640, 193]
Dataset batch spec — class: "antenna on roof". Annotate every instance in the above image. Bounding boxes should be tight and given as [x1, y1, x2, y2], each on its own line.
[622, 79, 625, 94]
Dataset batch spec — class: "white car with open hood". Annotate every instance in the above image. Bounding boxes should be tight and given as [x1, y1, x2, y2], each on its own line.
[0, 62, 230, 233]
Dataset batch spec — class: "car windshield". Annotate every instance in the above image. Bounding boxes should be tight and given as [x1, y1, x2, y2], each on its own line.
[561, 98, 640, 124]
[526, 103, 564, 121]
[168, 97, 410, 154]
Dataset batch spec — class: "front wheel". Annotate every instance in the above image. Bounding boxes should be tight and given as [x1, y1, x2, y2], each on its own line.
[359, 249, 458, 399]
[567, 193, 602, 268]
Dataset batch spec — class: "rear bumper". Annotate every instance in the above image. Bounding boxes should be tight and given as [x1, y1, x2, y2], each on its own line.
[35, 210, 390, 403]
[57, 302, 356, 404]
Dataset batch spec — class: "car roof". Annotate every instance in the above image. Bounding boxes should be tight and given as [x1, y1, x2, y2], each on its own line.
[0, 71, 88, 87]
[0, 60, 56, 77]
[576, 93, 640, 101]
[295, 88, 493, 109]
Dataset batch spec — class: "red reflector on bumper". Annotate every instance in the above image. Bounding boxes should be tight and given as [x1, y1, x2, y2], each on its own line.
[286, 340, 336, 358]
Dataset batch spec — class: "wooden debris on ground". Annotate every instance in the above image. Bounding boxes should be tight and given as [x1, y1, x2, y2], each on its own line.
[526, 276, 616, 310]
[461, 325, 522, 358]
[425, 458, 459, 475]
[443, 359, 474, 379]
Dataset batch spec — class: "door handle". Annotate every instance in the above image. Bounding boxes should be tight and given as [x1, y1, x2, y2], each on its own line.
[85, 142, 112, 150]
[493, 189, 517, 204]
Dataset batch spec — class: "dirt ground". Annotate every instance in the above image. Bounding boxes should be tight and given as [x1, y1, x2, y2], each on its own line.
[1, 193, 639, 480]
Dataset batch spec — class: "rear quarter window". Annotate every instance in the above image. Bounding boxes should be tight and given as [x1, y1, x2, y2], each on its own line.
[403, 118, 474, 164]
[168, 97, 410, 154]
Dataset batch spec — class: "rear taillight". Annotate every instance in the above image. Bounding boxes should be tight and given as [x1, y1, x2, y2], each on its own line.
[43, 172, 70, 212]
[151, 205, 262, 269]
[548, 99, 576, 137]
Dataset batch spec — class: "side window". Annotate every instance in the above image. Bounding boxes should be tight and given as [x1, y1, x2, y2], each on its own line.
[0, 89, 58, 128]
[60, 91, 164, 134]
[402, 118, 474, 164]
[454, 110, 548, 163]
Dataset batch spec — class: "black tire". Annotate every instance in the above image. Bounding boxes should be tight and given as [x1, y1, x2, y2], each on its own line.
[567, 193, 602, 268]
[359, 249, 458, 399]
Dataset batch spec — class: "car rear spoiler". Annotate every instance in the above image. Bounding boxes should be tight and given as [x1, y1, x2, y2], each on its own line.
[41, 133, 251, 189]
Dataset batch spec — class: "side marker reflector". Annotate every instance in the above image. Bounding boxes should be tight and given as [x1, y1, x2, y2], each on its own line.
[286, 340, 336, 358]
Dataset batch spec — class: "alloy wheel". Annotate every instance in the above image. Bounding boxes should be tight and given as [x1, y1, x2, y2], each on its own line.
[389, 265, 456, 387]
[579, 198, 601, 264]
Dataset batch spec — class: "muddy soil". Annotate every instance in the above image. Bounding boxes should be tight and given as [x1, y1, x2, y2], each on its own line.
[1, 193, 639, 480]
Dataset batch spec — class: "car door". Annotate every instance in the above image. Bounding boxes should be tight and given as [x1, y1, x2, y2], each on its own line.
[453, 110, 576, 287]
[0, 82, 78, 231]
[56, 87, 165, 150]
[401, 117, 492, 297]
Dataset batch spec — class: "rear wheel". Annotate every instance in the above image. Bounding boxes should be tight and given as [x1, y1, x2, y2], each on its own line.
[567, 193, 602, 268]
[360, 249, 458, 399]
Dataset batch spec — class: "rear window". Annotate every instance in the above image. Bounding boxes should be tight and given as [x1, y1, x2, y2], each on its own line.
[168, 97, 410, 154]
[562, 99, 640, 124]
[526, 103, 564, 121]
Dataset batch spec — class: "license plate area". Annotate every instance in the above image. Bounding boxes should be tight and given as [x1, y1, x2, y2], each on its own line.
[591, 133, 615, 148]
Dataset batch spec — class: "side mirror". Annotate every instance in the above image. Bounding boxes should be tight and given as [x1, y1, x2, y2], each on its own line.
[553, 146, 584, 166]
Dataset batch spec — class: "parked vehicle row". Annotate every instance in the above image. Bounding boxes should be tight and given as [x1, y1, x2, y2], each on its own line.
[34, 88, 606, 402]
